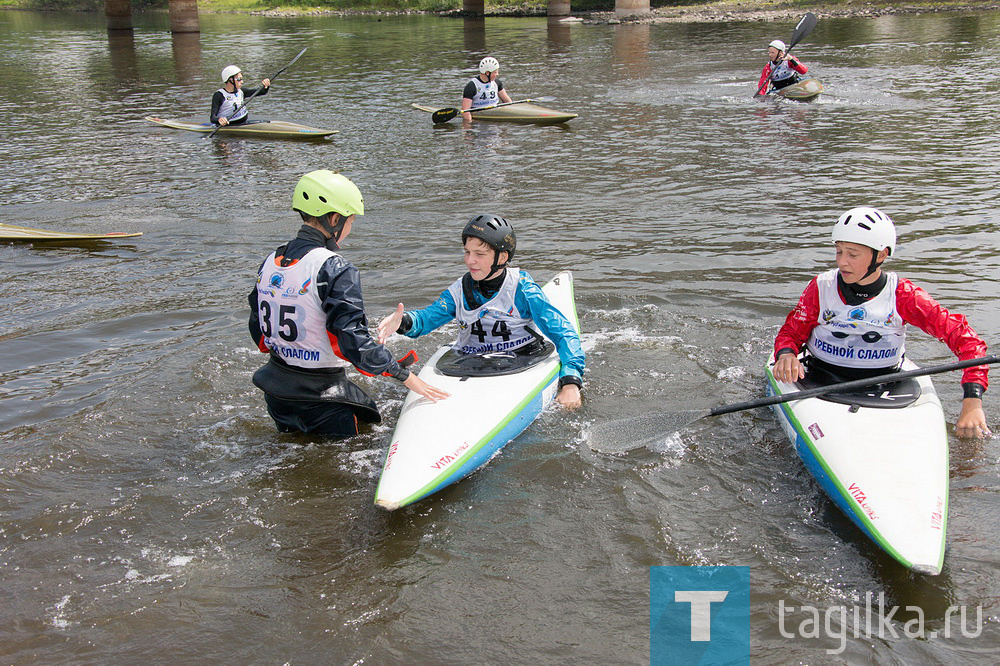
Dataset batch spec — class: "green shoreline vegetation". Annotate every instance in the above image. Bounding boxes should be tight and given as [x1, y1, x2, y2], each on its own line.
[2, 0, 998, 21]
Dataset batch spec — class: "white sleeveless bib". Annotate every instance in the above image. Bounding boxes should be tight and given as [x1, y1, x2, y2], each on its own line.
[449, 268, 535, 355]
[467, 77, 500, 109]
[806, 269, 906, 369]
[256, 247, 350, 369]
[217, 88, 248, 122]
[770, 61, 797, 83]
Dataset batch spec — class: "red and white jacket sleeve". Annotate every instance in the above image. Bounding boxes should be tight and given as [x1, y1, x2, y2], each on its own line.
[894, 278, 989, 390]
[773, 278, 821, 357]
[757, 63, 772, 93]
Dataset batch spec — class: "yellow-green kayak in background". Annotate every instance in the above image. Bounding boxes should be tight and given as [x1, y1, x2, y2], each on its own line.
[0, 223, 142, 242]
[411, 103, 577, 125]
[145, 116, 338, 139]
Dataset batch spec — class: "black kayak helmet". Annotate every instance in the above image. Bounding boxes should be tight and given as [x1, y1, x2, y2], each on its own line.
[462, 214, 516, 277]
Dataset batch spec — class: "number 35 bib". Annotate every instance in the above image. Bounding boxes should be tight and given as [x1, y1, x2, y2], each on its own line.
[449, 267, 535, 355]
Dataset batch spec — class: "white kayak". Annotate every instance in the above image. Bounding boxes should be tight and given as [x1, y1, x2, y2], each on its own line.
[765, 356, 949, 575]
[375, 271, 579, 510]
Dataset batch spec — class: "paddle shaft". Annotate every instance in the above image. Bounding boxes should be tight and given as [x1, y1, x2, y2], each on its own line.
[755, 13, 817, 97]
[431, 97, 555, 124]
[207, 47, 307, 138]
[711, 354, 1000, 417]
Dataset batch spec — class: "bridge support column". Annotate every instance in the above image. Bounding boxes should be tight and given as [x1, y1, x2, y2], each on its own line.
[169, 0, 200, 33]
[104, 0, 132, 30]
[548, 0, 571, 17]
[463, 0, 484, 16]
[615, 0, 649, 18]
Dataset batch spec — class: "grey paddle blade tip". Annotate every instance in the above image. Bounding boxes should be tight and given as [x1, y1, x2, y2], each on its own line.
[584, 409, 708, 454]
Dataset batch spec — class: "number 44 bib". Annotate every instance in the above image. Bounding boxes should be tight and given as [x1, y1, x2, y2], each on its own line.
[448, 268, 536, 355]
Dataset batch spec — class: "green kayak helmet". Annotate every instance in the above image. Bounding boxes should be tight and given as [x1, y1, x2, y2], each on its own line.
[463, 214, 515, 275]
[292, 170, 364, 219]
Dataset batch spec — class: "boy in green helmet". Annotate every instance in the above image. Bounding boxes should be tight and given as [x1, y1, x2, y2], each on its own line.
[249, 170, 448, 436]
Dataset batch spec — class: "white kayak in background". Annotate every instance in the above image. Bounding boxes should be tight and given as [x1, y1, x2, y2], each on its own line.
[765, 356, 949, 575]
[375, 271, 579, 511]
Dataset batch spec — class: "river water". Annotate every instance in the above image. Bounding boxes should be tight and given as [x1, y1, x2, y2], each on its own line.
[2, 7, 999, 663]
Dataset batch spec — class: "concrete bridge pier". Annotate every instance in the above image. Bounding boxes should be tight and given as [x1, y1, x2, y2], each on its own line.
[104, 0, 132, 30]
[463, 0, 484, 16]
[615, 0, 650, 17]
[169, 0, 200, 33]
[548, 0, 570, 16]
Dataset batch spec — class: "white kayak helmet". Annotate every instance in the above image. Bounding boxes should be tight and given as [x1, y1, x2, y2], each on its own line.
[832, 207, 896, 256]
[769, 39, 787, 52]
[221, 65, 242, 83]
[479, 57, 500, 74]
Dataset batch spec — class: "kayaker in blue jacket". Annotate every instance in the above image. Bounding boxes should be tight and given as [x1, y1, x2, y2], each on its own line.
[211, 65, 270, 126]
[377, 215, 585, 409]
[249, 170, 448, 436]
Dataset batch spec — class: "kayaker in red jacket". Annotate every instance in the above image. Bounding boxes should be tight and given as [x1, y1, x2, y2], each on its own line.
[757, 39, 808, 95]
[772, 207, 990, 438]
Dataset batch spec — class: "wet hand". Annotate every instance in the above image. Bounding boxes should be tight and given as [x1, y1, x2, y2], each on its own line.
[556, 383, 581, 410]
[404, 373, 449, 402]
[377, 303, 404, 344]
[218, 117, 229, 126]
[772, 353, 804, 384]
[955, 398, 991, 439]
[262, 78, 271, 88]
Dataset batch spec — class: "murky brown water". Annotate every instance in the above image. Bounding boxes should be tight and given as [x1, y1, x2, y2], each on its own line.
[2, 8, 999, 662]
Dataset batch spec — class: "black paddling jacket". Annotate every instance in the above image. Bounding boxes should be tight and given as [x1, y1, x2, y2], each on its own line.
[248, 226, 409, 382]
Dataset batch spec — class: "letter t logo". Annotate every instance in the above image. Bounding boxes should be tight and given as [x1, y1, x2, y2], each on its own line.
[674, 590, 729, 641]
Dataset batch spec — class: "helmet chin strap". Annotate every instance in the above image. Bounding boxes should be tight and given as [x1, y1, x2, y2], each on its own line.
[320, 213, 345, 250]
[861, 248, 884, 280]
[487, 249, 508, 278]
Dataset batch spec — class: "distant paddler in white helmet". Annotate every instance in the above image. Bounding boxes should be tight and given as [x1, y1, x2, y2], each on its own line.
[461, 57, 513, 123]
[772, 207, 991, 438]
[211, 65, 271, 126]
[757, 38, 808, 95]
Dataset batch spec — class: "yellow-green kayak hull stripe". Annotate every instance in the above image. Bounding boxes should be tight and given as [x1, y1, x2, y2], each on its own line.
[145, 116, 337, 139]
[0, 223, 142, 242]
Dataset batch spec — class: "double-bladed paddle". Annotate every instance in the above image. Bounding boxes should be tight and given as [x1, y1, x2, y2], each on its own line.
[206, 47, 308, 139]
[430, 97, 556, 124]
[754, 12, 818, 98]
[586, 354, 1000, 454]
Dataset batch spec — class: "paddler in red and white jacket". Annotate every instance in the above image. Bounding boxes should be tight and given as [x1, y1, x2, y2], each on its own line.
[757, 39, 808, 95]
[772, 207, 990, 438]
[211, 65, 269, 126]
[461, 57, 513, 123]
[248, 170, 448, 436]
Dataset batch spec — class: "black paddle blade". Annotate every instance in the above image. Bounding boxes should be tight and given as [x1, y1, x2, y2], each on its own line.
[431, 108, 460, 124]
[788, 12, 818, 51]
[584, 409, 709, 454]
